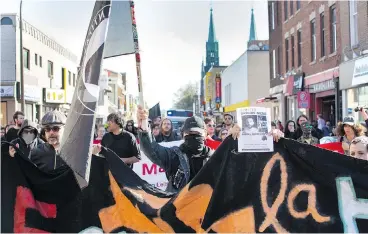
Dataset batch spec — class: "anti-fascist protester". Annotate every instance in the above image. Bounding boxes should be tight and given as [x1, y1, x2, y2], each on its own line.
[6, 111, 25, 142]
[223, 113, 234, 131]
[8, 119, 44, 159]
[28, 110, 67, 172]
[204, 118, 221, 141]
[98, 112, 141, 169]
[155, 118, 181, 143]
[297, 122, 320, 146]
[137, 106, 213, 193]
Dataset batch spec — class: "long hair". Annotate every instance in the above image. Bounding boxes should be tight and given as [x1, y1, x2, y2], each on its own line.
[284, 120, 296, 139]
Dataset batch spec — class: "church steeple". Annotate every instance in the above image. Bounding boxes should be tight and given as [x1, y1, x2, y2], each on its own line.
[248, 8, 257, 42]
[201, 58, 205, 78]
[204, 6, 219, 74]
[208, 8, 216, 43]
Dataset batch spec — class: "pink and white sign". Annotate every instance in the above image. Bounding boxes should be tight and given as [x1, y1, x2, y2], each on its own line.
[297, 91, 310, 109]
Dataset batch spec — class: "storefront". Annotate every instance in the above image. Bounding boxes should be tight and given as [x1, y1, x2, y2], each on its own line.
[24, 84, 42, 122]
[0, 84, 16, 126]
[43, 88, 67, 114]
[285, 73, 306, 121]
[268, 84, 286, 123]
[305, 77, 337, 124]
[340, 55, 368, 122]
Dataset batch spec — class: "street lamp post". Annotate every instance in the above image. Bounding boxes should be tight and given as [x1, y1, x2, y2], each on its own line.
[19, 0, 26, 113]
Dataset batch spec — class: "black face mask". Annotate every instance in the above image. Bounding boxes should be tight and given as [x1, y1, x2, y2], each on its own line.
[180, 134, 205, 157]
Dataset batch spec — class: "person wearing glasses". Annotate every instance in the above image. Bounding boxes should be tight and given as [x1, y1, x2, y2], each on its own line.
[223, 114, 234, 130]
[204, 118, 221, 141]
[29, 110, 67, 172]
[297, 122, 319, 146]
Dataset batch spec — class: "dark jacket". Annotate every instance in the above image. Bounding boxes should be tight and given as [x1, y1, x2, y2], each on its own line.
[11, 120, 44, 159]
[30, 143, 65, 172]
[139, 131, 211, 193]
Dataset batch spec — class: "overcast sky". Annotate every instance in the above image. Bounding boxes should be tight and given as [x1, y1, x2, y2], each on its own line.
[0, 0, 269, 109]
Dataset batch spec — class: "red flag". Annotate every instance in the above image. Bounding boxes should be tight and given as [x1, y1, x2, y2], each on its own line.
[316, 142, 344, 154]
[205, 139, 221, 150]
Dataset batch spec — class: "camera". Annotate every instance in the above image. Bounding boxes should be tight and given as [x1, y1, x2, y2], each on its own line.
[355, 106, 368, 112]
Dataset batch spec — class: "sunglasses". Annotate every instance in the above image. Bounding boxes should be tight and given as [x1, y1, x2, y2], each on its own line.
[207, 124, 216, 128]
[127, 125, 133, 127]
[44, 126, 61, 132]
[225, 118, 232, 120]
[221, 132, 228, 135]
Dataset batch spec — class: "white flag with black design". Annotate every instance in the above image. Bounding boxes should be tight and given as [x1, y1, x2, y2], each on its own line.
[60, 0, 111, 189]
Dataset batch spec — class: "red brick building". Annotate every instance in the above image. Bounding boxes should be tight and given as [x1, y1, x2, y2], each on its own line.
[268, 0, 342, 124]
[339, 0, 368, 121]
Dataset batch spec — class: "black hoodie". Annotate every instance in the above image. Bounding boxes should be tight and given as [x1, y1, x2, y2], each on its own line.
[11, 120, 44, 159]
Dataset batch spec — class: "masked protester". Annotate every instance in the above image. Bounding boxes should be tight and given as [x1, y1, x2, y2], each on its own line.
[137, 106, 213, 193]
[297, 122, 319, 146]
[28, 110, 67, 172]
[8, 120, 44, 159]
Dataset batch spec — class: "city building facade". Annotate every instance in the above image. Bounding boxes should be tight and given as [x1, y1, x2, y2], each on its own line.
[1, 14, 78, 125]
[268, 1, 342, 124]
[339, 0, 368, 122]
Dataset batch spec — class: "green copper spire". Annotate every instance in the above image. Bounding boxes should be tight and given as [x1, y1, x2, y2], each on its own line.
[248, 8, 257, 42]
[207, 7, 217, 43]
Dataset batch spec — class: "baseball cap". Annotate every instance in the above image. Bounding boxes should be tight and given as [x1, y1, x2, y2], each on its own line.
[343, 116, 355, 126]
[182, 116, 205, 135]
[41, 110, 67, 127]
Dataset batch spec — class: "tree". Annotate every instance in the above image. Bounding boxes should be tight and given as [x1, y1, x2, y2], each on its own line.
[173, 82, 197, 110]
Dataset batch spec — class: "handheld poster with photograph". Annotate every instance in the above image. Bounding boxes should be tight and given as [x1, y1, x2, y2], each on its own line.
[236, 107, 274, 152]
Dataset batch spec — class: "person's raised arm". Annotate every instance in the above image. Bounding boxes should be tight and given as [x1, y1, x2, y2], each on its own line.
[137, 106, 175, 174]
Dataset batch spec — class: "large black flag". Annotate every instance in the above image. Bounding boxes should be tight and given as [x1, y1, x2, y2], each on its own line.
[2, 138, 368, 233]
[59, 1, 111, 189]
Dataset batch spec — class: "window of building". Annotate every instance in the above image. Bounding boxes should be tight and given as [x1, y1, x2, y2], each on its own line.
[35, 53, 38, 65]
[39, 56, 42, 67]
[349, 0, 358, 47]
[296, 0, 301, 10]
[284, 1, 288, 21]
[48, 61, 54, 78]
[330, 5, 337, 53]
[73, 73, 76, 86]
[310, 19, 316, 61]
[277, 46, 281, 76]
[285, 38, 289, 71]
[23, 48, 30, 69]
[320, 13, 326, 57]
[1, 17, 13, 25]
[68, 71, 71, 86]
[271, 2, 276, 30]
[291, 35, 295, 68]
[290, 0, 294, 16]
[272, 50, 276, 79]
[297, 30, 302, 66]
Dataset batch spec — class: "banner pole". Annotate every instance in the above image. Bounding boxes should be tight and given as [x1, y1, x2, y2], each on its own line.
[130, 1, 144, 107]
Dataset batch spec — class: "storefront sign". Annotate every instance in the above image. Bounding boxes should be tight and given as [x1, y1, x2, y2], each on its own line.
[352, 56, 368, 86]
[0, 86, 14, 97]
[297, 91, 310, 108]
[309, 79, 335, 93]
[215, 75, 221, 103]
[24, 84, 41, 102]
[44, 88, 65, 104]
[293, 73, 304, 95]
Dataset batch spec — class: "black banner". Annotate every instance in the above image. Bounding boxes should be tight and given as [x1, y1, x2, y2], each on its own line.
[2, 138, 368, 233]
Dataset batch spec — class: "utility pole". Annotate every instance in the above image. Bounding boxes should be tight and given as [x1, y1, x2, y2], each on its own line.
[19, 0, 26, 113]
